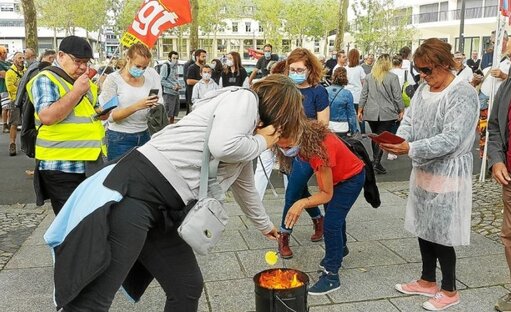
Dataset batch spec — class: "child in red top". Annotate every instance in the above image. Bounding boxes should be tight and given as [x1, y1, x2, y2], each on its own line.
[276, 120, 365, 295]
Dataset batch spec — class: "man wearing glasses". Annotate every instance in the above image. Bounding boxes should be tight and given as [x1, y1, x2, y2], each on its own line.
[27, 36, 106, 215]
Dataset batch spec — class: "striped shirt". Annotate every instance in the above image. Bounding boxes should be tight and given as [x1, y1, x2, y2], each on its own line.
[31, 73, 97, 173]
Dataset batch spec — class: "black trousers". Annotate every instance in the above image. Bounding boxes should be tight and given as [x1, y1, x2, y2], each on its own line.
[418, 237, 457, 291]
[367, 120, 397, 163]
[38, 170, 85, 215]
[64, 197, 203, 312]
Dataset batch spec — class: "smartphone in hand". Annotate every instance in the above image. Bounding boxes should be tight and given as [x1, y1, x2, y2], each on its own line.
[148, 89, 159, 97]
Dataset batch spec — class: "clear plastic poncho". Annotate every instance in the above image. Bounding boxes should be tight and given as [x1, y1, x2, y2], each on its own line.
[397, 75, 479, 246]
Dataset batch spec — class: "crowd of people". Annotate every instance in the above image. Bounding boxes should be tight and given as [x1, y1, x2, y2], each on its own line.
[2, 32, 511, 312]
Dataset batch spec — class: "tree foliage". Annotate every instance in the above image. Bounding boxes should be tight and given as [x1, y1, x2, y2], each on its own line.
[351, 0, 415, 55]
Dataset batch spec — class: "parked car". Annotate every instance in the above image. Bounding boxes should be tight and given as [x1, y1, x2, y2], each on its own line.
[154, 59, 186, 105]
[242, 60, 263, 80]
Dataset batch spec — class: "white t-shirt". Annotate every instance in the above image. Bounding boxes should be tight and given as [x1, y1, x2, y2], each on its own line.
[390, 68, 416, 89]
[99, 67, 163, 133]
[480, 58, 511, 96]
[453, 66, 473, 83]
[344, 65, 366, 104]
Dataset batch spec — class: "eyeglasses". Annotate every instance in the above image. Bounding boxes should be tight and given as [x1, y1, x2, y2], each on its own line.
[289, 67, 307, 74]
[67, 53, 92, 67]
[414, 65, 433, 76]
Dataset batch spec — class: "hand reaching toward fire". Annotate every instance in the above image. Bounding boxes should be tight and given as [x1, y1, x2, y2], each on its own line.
[284, 200, 306, 229]
[263, 227, 280, 240]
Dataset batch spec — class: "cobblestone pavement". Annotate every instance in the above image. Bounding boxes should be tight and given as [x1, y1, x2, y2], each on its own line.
[0, 204, 49, 271]
[388, 178, 505, 243]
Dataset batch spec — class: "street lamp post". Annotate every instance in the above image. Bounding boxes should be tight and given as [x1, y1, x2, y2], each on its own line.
[459, 0, 466, 53]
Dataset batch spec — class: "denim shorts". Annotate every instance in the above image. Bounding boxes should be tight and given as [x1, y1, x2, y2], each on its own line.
[106, 129, 150, 161]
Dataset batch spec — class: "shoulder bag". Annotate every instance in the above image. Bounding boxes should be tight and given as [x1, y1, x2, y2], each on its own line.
[177, 110, 228, 255]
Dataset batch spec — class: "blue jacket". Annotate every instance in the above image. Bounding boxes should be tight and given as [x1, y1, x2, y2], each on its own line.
[326, 85, 359, 133]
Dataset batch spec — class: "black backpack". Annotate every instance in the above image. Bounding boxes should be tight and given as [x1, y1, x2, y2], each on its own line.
[20, 66, 75, 158]
[338, 135, 381, 208]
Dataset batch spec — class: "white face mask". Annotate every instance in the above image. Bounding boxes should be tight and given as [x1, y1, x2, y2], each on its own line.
[226, 59, 234, 67]
[202, 73, 211, 80]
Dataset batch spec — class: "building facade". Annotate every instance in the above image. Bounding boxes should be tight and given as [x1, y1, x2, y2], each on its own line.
[0, 0, 99, 58]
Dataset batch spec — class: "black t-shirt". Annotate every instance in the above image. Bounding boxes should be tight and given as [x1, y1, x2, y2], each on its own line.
[255, 54, 279, 77]
[466, 58, 481, 72]
[186, 63, 202, 101]
[221, 67, 248, 87]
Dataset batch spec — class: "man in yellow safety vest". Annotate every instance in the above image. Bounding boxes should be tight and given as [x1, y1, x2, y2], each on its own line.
[27, 36, 107, 215]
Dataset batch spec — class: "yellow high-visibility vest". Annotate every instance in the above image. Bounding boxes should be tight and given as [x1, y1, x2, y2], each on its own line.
[27, 70, 106, 161]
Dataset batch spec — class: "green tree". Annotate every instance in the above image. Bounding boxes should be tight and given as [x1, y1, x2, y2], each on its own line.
[21, 0, 38, 53]
[351, 0, 415, 55]
[114, 0, 141, 36]
[252, 0, 285, 51]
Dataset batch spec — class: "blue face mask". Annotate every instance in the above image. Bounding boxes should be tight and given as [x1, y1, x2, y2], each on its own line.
[289, 72, 307, 85]
[264, 52, 271, 59]
[129, 66, 145, 78]
[279, 146, 300, 157]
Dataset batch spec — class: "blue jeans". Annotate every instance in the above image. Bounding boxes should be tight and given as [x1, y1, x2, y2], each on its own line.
[280, 157, 322, 233]
[106, 129, 150, 161]
[323, 169, 365, 275]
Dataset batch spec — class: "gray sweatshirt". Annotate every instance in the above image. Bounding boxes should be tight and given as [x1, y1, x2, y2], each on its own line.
[138, 87, 273, 233]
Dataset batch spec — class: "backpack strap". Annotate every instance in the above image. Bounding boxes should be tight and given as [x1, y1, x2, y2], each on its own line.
[8, 67, 23, 79]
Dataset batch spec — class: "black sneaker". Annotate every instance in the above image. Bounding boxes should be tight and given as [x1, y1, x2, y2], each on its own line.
[373, 163, 387, 174]
[9, 143, 16, 156]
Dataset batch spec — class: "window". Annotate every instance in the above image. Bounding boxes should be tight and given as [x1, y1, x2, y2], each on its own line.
[256, 39, 266, 50]
[313, 40, 320, 53]
[0, 4, 14, 12]
[217, 39, 227, 54]
[200, 39, 213, 53]
[0, 19, 23, 27]
[245, 22, 251, 33]
[258, 24, 263, 32]
[161, 38, 174, 55]
[230, 39, 241, 52]
[282, 39, 291, 53]
[232, 22, 238, 33]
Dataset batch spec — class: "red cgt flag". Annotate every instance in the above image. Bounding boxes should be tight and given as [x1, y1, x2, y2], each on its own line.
[121, 0, 192, 48]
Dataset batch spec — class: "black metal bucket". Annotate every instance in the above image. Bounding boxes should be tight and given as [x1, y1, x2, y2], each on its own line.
[253, 268, 309, 312]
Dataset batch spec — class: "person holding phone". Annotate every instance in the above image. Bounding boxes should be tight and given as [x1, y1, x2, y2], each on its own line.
[99, 43, 163, 161]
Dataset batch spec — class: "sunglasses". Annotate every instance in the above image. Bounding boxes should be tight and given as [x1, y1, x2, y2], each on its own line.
[414, 65, 433, 76]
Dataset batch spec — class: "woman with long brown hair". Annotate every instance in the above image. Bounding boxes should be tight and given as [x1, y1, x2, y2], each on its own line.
[277, 119, 365, 295]
[45, 74, 306, 311]
[277, 48, 330, 259]
[219, 51, 248, 87]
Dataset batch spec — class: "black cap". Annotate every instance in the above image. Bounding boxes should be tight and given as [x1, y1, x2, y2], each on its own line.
[59, 36, 93, 59]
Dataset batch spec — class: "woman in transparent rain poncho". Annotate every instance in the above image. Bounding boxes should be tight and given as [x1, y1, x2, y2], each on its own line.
[380, 38, 478, 311]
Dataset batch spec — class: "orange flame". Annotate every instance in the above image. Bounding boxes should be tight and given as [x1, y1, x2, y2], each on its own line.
[258, 269, 304, 289]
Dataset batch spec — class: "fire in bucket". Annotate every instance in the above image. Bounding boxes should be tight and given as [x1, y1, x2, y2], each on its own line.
[254, 268, 309, 312]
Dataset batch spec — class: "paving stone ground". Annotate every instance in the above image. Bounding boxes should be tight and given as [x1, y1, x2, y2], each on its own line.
[0, 204, 49, 270]
[0, 180, 509, 311]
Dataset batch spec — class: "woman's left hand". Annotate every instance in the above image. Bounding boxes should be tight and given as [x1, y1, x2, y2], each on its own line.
[284, 200, 306, 229]
[380, 141, 410, 155]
